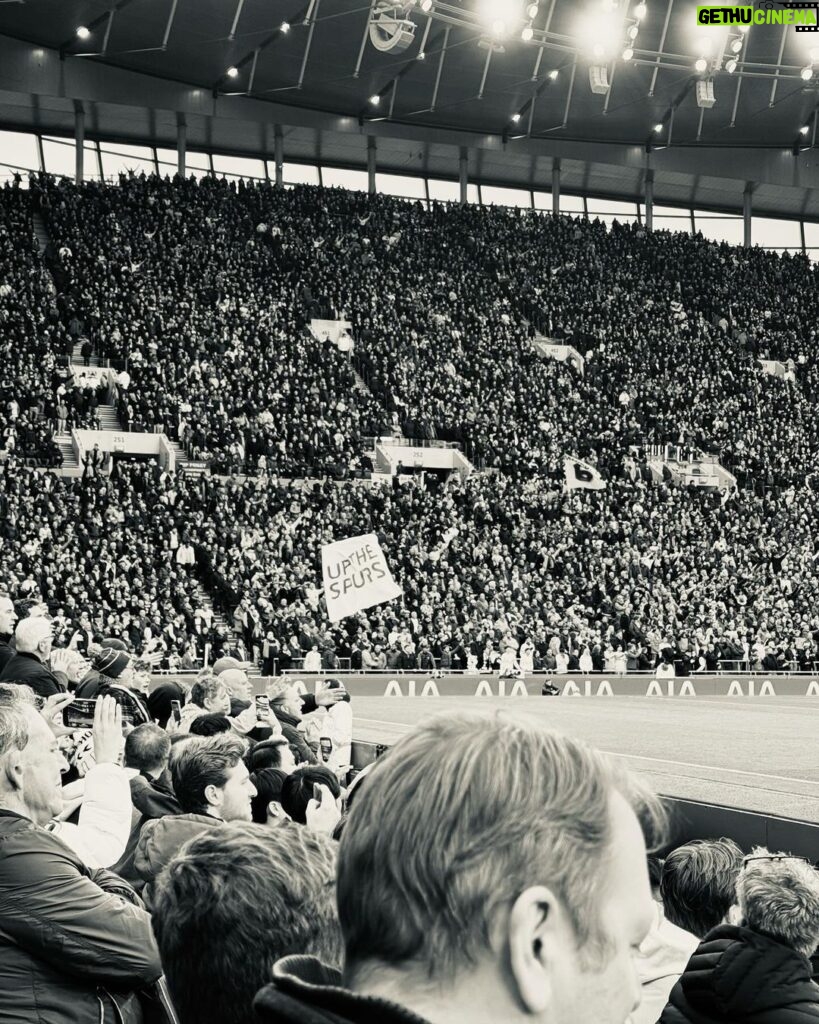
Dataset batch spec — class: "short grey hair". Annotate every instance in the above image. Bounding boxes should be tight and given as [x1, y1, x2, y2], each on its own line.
[737, 848, 819, 959]
[0, 684, 36, 757]
[265, 680, 297, 704]
[14, 617, 52, 655]
[338, 710, 667, 983]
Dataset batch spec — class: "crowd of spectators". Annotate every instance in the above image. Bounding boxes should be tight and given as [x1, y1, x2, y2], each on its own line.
[3, 173, 819, 661]
[0, 669, 816, 1024]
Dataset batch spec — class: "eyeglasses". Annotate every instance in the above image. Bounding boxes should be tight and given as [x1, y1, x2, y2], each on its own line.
[742, 854, 811, 866]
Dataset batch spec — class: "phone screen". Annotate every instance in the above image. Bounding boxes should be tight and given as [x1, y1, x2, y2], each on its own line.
[62, 699, 97, 730]
[255, 695, 270, 715]
[170, 700, 182, 725]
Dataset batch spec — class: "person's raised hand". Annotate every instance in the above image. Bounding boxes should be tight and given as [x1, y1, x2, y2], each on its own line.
[92, 696, 124, 766]
[315, 687, 346, 708]
[305, 783, 341, 836]
[41, 692, 76, 738]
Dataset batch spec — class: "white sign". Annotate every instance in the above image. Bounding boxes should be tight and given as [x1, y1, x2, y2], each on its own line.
[322, 533, 403, 622]
[563, 456, 606, 491]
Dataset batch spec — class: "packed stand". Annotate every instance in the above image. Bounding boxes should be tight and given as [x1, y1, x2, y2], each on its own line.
[0, 665, 816, 1024]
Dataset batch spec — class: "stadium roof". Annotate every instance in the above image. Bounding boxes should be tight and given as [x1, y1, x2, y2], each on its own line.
[2, 0, 819, 217]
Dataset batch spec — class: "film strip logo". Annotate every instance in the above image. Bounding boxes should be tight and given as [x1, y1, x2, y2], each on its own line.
[770, 1, 819, 32]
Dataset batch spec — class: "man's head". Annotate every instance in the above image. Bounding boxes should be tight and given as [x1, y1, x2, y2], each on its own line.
[152, 823, 342, 1024]
[280, 765, 342, 825]
[219, 668, 252, 702]
[190, 678, 231, 715]
[0, 683, 67, 824]
[266, 680, 304, 719]
[250, 767, 289, 825]
[734, 848, 819, 958]
[247, 737, 297, 774]
[337, 712, 665, 1024]
[189, 713, 232, 737]
[171, 734, 255, 821]
[0, 595, 17, 637]
[660, 838, 744, 938]
[93, 646, 135, 686]
[124, 723, 171, 777]
[14, 617, 53, 663]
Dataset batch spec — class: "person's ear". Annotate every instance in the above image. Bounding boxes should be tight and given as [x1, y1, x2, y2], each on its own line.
[203, 783, 222, 811]
[3, 750, 25, 792]
[507, 885, 563, 1014]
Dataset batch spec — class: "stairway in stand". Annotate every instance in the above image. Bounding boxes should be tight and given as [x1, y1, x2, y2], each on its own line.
[164, 437, 209, 479]
[188, 579, 250, 668]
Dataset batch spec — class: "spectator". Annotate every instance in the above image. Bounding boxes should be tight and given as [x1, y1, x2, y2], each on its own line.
[134, 734, 255, 907]
[123, 723, 181, 820]
[280, 765, 342, 829]
[178, 675, 231, 733]
[190, 712, 233, 736]
[660, 849, 819, 1022]
[256, 711, 665, 1024]
[266, 680, 318, 765]
[0, 683, 161, 1022]
[246, 736, 297, 774]
[249, 767, 290, 825]
[0, 616, 62, 697]
[0, 593, 17, 673]
[660, 838, 744, 938]
[152, 823, 342, 1024]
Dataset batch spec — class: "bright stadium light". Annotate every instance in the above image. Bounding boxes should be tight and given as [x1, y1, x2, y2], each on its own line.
[477, 0, 527, 37]
[634, 2, 647, 19]
[522, 23, 534, 41]
[725, 57, 737, 73]
[729, 37, 742, 53]
[695, 57, 707, 73]
[622, 46, 634, 60]
[511, 112, 521, 122]
[527, 2, 539, 17]
[420, 0, 433, 10]
[549, 68, 559, 79]
[226, 65, 239, 78]
[653, 122, 663, 132]
[369, 93, 381, 105]
[801, 124, 810, 135]
[280, 20, 290, 33]
[576, 1, 628, 61]
[802, 66, 814, 81]
[76, 25, 91, 39]
[627, 24, 639, 39]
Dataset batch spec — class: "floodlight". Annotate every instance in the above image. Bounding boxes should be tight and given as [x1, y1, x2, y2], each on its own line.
[695, 57, 707, 73]
[802, 66, 814, 81]
[522, 24, 534, 41]
[280, 21, 290, 33]
[226, 65, 239, 78]
[801, 125, 810, 135]
[725, 57, 737, 73]
[511, 112, 521, 122]
[420, 0, 433, 10]
[622, 46, 634, 60]
[634, 2, 647, 18]
[417, 50, 426, 59]
[627, 24, 638, 39]
[76, 25, 91, 39]
[653, 122, 663, 132]
[369, 93, 381, 105]
[527, 3, 539, 18]
[549, 68, 559, 79]
[729, 37, 742, 53]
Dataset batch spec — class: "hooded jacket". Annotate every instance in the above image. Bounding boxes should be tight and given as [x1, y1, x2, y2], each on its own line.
[0, 809, 161, 1024]
[254, 956, 433, 1024]
[659, 924, 819, 1024]
[134, 811, 220, 909]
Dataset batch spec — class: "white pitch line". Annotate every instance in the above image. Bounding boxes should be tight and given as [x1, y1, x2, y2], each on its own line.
[353, 717, 819, 788]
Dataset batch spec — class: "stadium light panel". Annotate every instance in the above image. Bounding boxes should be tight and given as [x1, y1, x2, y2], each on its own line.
[634, 2, 647, 19]
[522, 24, 534, 41]
[226, 66, 239, 78]
[622, 46, 634, 60]
[369, 93, 381, 105]
[511, 112, 521, 122]
[695, 57, 707, 73]
[420, 0, 433, 10]
[280, 21, 290, 33]
[549, 68, 559, 79]
[653, 122, 663, 132]
[76, 25, 91, 39]
[802, 66, 814, 81]
[576, 2, 628, 61]
[801, 125, 810, 135]
[729, 37, 742, 53]
[725, 57, 737, 73]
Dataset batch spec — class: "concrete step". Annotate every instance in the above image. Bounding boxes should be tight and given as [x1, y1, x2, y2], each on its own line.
[31, 211, 50, 255]
[71, 341, 101, 368]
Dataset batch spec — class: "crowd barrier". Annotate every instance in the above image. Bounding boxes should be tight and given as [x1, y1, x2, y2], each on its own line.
[148, 672, 819, 698]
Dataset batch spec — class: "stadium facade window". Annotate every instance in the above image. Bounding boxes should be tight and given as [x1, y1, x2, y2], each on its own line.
[480, 185, 532, 209]
[156, 148, 211, 180]
[212, 154, 266, 180]
[0, 130, 40, 182]
[652, 205, 693, 234]
[281, 162, 320, 186]
[693, 210, 744, 246]
[321, 166, 369, 192]
[561, 194, 586, 217]
[586, 198, 640, 227]
[99, 143, 157, 179]
[377, 172, 427, 201]
[427, 178, 460, 203]
[42, 137, 102, 181]
[532, 191, 554, 211]
[752, 217, 801, 252]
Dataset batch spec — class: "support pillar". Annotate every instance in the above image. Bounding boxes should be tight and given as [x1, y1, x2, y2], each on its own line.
[645, 169, 654, 232]
[367, 136, 377, 196]
[176, 117, 187, 179]
[74, 105, 85, 185]
[459, 146, 468, 205]
[743, 182, 753, 248]
[274, 125, 284, 187]
[551, 158, 561, 216]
